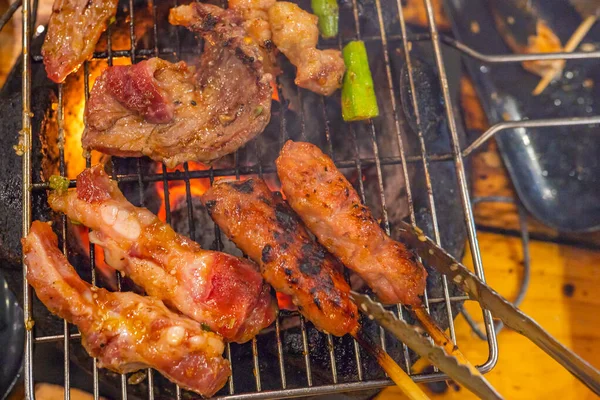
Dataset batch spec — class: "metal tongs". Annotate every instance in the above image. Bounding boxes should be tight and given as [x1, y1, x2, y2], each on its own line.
[351, 221, 600, 399]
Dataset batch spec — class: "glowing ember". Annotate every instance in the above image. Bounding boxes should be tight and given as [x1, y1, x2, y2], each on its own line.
[154, 162, 212, 222]
[71, 224, 118, 290]
[276, 292, 296, 311]
[271, 81, 280, 102]
[263, 174, 283, 195]
[62, 58, 132, 178]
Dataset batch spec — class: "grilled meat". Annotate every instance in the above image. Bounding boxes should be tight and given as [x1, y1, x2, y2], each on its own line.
[268, 2, 345, 96]
[48, 166, 277, 343]
[229, 0, 274, 42]
[23, 221, 231, 397]
[276, 141, 427, 306]
[83, 3, 273, 168]
[42, 0, 119, 83]
[228, 0, 279, 75]
[202, 178, 359, 337]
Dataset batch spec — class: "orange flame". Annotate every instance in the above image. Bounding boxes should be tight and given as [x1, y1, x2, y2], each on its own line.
[71, 224, 118, 290]
[276, 292, 297, 311]
[154, 162, 212, 222]
[62, 58, 132, 179]
[271, 80, 280, 102]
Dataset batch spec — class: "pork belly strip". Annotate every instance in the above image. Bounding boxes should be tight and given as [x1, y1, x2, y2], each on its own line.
[42, 0, 118, 83]
[202, 178, 359, 337]
[276, 141, 427, 306]
[23, 221, 230, 397]
[83, 3, 273, 167]
[48, 165, 277, 343]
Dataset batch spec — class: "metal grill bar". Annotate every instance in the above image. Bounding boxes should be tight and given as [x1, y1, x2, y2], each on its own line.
[423, 0, 499, 371]
[21, 0, 34, 398]
[57, 73, 71, 400]
[80, 59, 103, 400]
[13, 0, 600, 398]
[394, 0, 454, 372]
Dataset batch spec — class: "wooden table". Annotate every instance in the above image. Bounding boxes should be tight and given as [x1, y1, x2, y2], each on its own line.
[378, 139, 600, 399]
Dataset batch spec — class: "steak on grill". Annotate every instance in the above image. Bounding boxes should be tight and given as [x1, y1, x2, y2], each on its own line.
[83, 3, 273, 168]
[42, 0, 119, 83]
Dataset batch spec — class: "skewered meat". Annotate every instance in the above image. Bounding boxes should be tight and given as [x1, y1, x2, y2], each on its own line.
[83, 3, 273, 168]
[42, 0, 119, 83]
[202, 178, 359, 337]
[48, 166, 277, 343]
[23, 221, 231, 397]
[268, 2, 345, 96]
[276, 141, 427, 306]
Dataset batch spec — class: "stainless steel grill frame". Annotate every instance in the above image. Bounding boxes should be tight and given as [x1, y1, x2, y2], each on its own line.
[9, 0, 600, 398]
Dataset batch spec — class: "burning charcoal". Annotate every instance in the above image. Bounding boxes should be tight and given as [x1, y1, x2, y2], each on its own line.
[170, 194, 243, 257]
[0, 88, 57, 301]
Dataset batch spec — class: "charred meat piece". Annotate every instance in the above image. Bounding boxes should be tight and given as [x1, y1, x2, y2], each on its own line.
[268, 2, 345, 96]
[42, 0, 119, 83]
[202, 178, 359, 337]
[276, 141, 427, 306]
[23, 221, 231, 397]
[490, 0, 564, 77]
[83, 3, 273, 168]
[48, 166, 277, 343]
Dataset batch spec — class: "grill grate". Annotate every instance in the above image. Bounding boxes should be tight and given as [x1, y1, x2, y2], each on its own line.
[9, 0, 599, 398]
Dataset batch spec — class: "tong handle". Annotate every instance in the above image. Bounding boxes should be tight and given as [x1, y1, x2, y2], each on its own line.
[396, 221, 600, 395]
[506, 309, 600, 395]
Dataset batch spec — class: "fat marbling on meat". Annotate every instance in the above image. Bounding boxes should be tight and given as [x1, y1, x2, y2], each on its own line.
[83, 3, 273, 167]
[48, 165, 277, 343]
[23, 221, 231, 397]
[42, 0, 118, 83]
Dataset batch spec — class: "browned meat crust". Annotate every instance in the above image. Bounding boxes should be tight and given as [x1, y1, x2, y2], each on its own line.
[48, 166, 277, 343]
[202, 178, 359, 337]
[42, 0, 118, 83]
[83, 3, 273, 167]
[268, 2, 345, 96]
[276, 141, 427, 306]
[23, 221, 231, 397]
